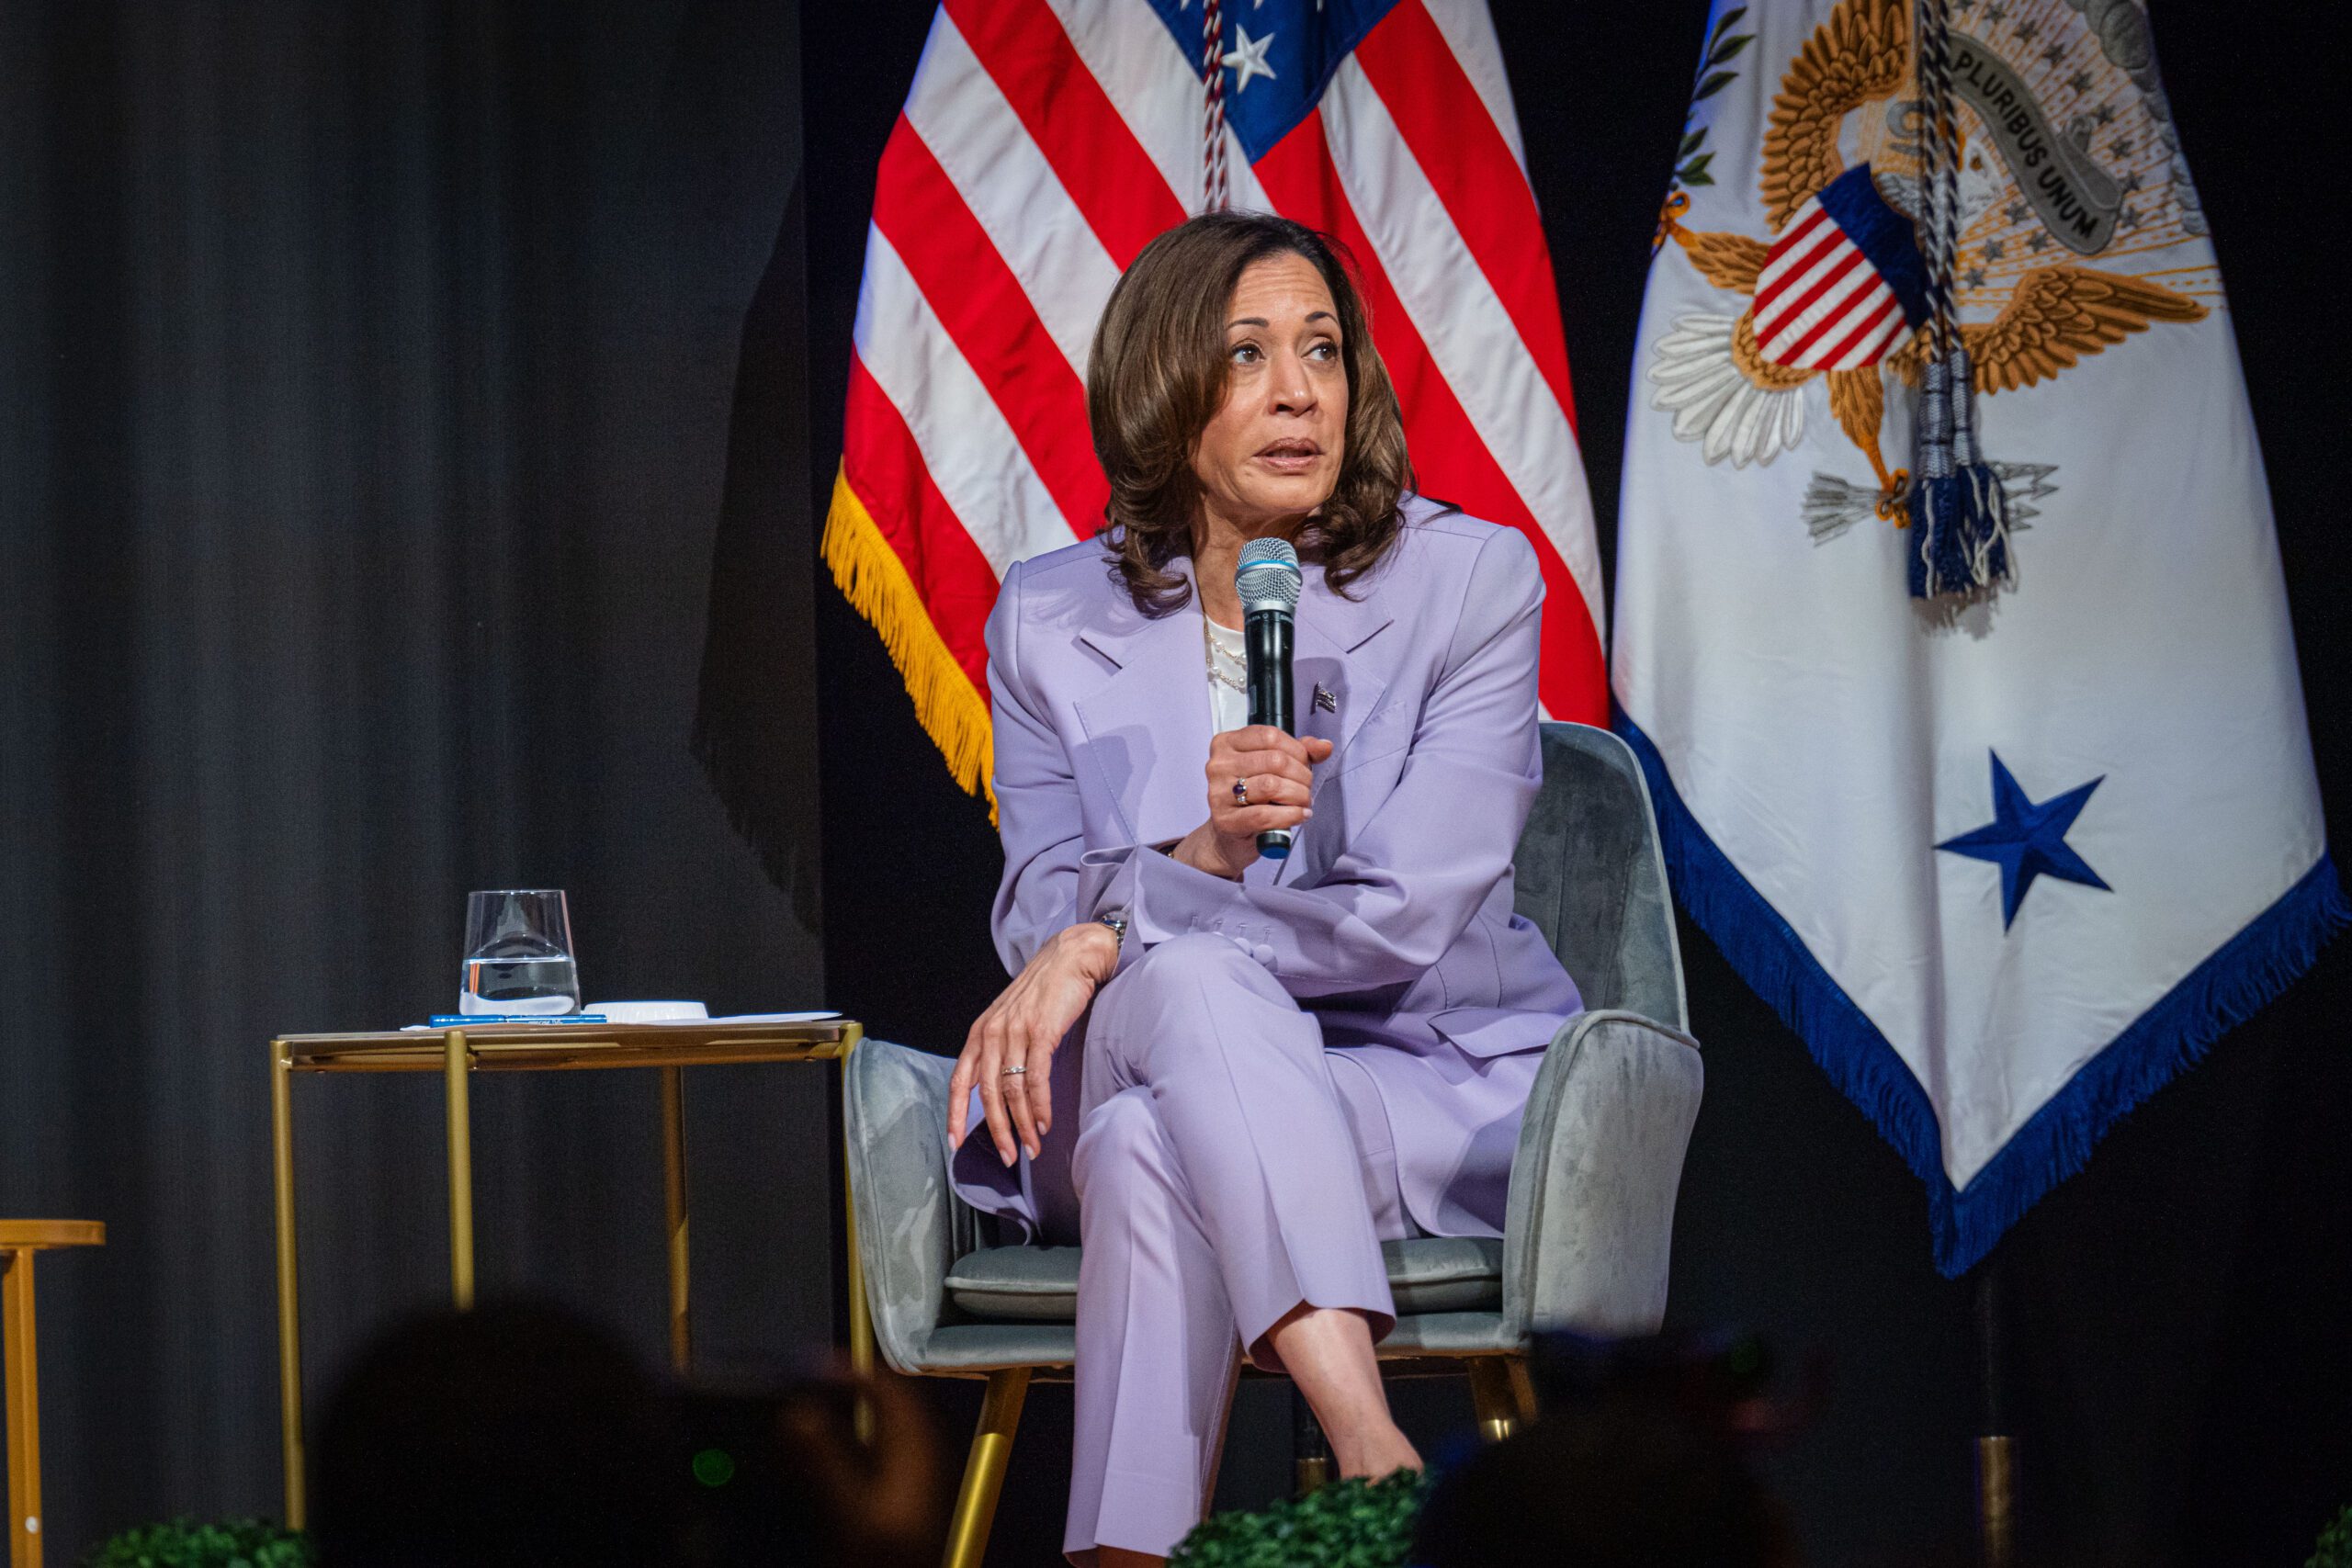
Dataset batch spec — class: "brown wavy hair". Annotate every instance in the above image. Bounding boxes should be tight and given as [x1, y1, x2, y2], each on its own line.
[1086, 212, 1415, 615]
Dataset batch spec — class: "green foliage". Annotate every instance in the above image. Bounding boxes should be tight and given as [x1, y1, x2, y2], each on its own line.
[1170, 1470, 1432, 1568]
[1697, 6, 1754, 78]
[1674, 7, 1757, 193]
[2311, 1503, 2352, 1568]
[80, 1518, 312, 1568]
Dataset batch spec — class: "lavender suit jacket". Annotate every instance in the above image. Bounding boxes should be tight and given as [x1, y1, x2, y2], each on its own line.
[951, 496, 1584, 1241]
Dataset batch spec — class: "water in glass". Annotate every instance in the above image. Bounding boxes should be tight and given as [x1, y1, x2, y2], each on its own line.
[459, 889, 580, 1015]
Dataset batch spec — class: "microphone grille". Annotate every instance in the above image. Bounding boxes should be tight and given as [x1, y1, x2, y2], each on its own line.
[1235, 537, 1302, 615]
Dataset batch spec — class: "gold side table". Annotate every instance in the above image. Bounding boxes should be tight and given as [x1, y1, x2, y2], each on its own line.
[268, 1019, 869, 1529]
[3, 1220, 104, 1568]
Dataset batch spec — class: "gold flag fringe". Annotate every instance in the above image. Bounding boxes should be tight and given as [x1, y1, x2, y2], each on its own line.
[820, 466, 997, 817]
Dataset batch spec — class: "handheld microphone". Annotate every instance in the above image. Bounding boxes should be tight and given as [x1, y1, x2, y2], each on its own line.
[1236, 537, 1303, 860]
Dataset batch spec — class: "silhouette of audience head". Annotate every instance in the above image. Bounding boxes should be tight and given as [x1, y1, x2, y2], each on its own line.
[311, 1297, 941, 1568]
[311, 1300, 682, 1568]
[1412, 1330, 1802, 1568]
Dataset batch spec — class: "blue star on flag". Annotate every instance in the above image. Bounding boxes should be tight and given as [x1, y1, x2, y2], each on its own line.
[1937, 752, 2111, 929]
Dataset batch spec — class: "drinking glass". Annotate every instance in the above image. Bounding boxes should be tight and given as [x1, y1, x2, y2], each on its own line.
[458, 889, 580, 1015]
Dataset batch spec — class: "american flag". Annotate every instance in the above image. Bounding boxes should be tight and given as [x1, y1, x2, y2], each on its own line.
[826, 0, 1605, 801]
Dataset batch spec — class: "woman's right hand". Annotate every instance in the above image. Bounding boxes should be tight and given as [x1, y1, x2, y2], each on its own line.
[948, 919, 1119, 1166]
[1171, 724, 1332, 880]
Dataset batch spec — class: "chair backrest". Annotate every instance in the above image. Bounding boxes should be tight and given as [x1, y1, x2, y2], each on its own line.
[1512, 723, 1686, 1031]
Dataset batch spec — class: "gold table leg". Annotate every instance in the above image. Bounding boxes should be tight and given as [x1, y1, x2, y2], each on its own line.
[941, 1368, 1029, 1568]
[270, 1040, 307, 1529]
[842, 1111, 874, 1375]
[4, 1250, 42, 1568]
[444, 1032, 475, 1310]
[840, 1043, 876, 1441]
[661, 1066, 691, 1376]
[842, 1165, 874, 1379]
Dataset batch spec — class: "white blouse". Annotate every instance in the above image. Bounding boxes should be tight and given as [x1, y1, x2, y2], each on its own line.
[1203, 606, 1250, 735]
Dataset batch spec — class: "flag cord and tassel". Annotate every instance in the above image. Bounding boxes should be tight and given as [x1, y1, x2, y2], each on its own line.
[1198, 0, 1229, 213]
[1907, 0, 2013, 601]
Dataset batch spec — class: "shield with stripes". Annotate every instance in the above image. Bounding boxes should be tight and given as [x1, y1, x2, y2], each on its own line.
[1751, 164, 1927, 371]
[819, 0, 1605, 803]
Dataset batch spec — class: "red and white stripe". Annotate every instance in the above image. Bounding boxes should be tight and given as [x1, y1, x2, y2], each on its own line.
[1751, 197, 1909, 372]
[842, 0, 1607, 728]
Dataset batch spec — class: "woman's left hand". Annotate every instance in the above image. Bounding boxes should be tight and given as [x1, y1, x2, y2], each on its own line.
[948, 920, 1121, 1165]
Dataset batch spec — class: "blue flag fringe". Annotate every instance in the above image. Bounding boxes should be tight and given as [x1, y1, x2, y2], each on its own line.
[1614, 705, 2349, 1276]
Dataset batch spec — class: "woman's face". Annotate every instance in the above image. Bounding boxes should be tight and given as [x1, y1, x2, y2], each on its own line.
[1191, 252, 1350, 536]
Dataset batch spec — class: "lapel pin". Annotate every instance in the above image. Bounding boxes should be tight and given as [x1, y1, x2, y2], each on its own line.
[1314, 683, 1339, 715]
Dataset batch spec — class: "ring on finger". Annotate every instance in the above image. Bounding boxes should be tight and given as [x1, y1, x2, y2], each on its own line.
[1001, 1064, 1028, 1076]
[1233, 775, 1251, 807]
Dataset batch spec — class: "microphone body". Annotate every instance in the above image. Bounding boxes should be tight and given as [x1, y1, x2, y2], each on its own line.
[1244, 613, 1294, 735]
[1236, 538, 1304, 861]
[1245, 610, 1295, 858]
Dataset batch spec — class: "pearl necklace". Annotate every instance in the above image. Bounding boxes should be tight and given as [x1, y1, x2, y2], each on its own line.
[1203, 610, 1247, 692]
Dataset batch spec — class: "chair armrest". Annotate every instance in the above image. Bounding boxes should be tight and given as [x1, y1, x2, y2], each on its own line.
[842, 1038, 976, 1374]
[1498, 1010, 1703, 1341]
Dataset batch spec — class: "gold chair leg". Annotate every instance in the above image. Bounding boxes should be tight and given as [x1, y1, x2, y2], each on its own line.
[1290, 1382, 1329, 1497]
[941, 1369, 1029, 1568]
[1505, 1356, 1539, 1426]
[1466, 1359, 1519, 1445]
[270, 1040, 307, 1529]
[4, 1250, 40, 1568]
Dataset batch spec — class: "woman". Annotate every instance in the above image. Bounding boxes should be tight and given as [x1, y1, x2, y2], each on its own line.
[946, 211, 1583, 1567]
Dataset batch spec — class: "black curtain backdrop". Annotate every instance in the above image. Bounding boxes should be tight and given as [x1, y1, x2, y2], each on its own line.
[5, 3, 2346, 1565]
[808, 6, 2352, 1567]
[0, 3, 826, 1559]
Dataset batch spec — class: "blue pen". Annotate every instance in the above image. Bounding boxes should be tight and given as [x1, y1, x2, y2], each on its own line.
[428, 1014, 609, 1026]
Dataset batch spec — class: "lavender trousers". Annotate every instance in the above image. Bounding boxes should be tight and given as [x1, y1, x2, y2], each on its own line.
[1047, 933, 1427, 1564]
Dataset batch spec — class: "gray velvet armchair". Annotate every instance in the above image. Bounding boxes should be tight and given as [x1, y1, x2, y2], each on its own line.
[842, 721, 1703, 1568]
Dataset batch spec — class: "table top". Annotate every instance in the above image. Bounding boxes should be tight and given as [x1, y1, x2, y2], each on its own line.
[0, 1220, 106, 1250]
[274, 1018, 863, 1073]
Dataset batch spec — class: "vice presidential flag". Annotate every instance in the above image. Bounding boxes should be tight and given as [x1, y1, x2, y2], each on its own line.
[821, 0, 1604, 802]
[1613, 0, 2343, 1274]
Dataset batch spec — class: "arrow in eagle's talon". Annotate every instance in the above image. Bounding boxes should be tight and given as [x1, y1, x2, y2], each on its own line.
[1879, 469, 1913, 525]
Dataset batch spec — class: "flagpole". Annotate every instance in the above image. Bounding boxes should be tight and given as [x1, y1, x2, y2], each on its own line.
[1974, 1248, 2017, 1568]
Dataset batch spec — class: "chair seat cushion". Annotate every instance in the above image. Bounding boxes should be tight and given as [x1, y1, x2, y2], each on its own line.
[944, 1235, 1503, 1322]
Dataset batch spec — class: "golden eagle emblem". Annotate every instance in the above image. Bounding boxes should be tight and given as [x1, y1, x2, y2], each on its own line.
[1651, 0, 2211, 527]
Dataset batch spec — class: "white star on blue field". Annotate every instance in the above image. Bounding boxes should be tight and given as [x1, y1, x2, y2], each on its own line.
[1937, 751, 2111, 929]
[1146, 0, 1387, 160]
[1222, 24, 1278, 93]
